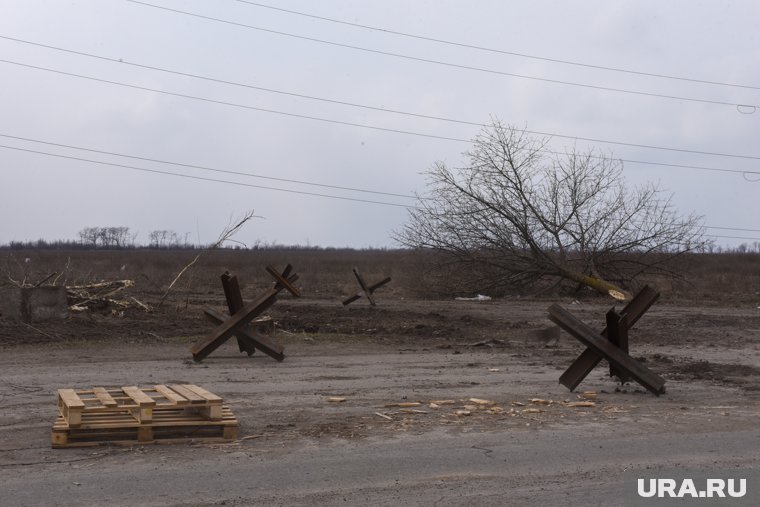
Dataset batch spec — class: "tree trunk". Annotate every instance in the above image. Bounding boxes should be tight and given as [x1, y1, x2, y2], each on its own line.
[561, 269, 630, 301]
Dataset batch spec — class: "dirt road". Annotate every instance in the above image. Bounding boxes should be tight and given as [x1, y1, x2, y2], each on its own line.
[1, 298, 759, 505]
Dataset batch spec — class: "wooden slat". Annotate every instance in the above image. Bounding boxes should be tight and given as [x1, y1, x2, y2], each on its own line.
[52, 407, 237, 430]
[58, 389, 85, 409]
[51, 406, 238, 448]
[92, 387, 118, 407]
[549, 304, 665, 395]
[153, 385, 188, 406]
[167, 384, 206, 404]
[183, 384, 223, 403]
[122, 386, 156, 406]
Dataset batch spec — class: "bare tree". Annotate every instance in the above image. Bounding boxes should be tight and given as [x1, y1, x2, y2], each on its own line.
[149, 230, 180, 248]
[78, 227, 100, 247]
[78, 226, 133, 248]
[395, 121, 707, 300]
[158, 210, 258, 307]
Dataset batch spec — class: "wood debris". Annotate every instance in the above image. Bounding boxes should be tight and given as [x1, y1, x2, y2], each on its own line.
[602, 407, 630, 413]
[522, 408, 544, 414]
[466, 338, 505, 348]
[327, 397, 346, 403]
[375, 412, 393, 420]
[430, 399, 456, 405]
[564, 401, 596, 408]
[468, 398, 495, 405]
[454, 409, 471, 416]
[529, 398, 553, 405]
[580, 391, 598, 400]
[384, 402, 422, 408]
[67, 280, 145, 312]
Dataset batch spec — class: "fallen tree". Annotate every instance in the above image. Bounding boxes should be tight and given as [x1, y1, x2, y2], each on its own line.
[395, 121, 708, 300]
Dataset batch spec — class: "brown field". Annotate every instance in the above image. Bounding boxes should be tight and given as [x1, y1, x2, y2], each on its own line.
[1, 248, 759, 506]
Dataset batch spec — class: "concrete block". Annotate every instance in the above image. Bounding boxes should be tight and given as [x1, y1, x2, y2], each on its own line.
[0, 286, 68, 323]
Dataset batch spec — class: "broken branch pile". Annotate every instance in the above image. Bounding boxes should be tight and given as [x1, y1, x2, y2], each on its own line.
[66, 280, 150, 312]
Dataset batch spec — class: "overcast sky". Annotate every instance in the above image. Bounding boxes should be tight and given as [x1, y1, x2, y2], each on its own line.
[1, 0, 759, 248]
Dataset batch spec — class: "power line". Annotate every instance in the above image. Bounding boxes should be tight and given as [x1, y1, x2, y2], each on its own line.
[234, 0, 760, 92]
[704, 225, 760, 233]
[0, 132, 415, 199]
[0, 144, 415, 208]
[619, 158, 759, 176]
[3, 34, 760, 162]
[4, 133, 758, 236]
[3, 58, 760, 180]
[706, 234, 760, 241]
[0, 58, 468, 143]
[126, 1, 760, 111]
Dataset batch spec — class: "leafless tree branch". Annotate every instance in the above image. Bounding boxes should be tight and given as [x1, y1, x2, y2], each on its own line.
[395, 121, 708, 299]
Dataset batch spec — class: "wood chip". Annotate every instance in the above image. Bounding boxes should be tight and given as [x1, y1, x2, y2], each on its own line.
[399, 409, 428, 414]
[454, 409, 471, 416]
[384, 402, 422, 408]
[468, 398, 495, 405]
[463, 405, 478, 411]
[428, 403, 440, 409]
[530, 398, 553, 405]
[327, 397, 346, 403]
[511, 401, 525, 406]
[488, 368, 501, 372]
[430, 399, 456, 405]
[565, 401, 596, 408]
[580, 391, 598, 400]
[375, 412, 393, 420]
[522, 408, 544, 414]
[237, 434, 264, 441]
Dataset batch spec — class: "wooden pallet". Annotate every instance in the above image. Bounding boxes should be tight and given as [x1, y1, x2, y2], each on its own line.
[52, 384, 237, 448]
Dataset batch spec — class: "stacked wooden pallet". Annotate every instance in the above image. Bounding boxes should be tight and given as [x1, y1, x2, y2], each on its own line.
[52, 384, 237, 448]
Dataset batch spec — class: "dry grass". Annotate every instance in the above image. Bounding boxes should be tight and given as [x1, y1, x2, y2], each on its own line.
[2, 248, 758, 304]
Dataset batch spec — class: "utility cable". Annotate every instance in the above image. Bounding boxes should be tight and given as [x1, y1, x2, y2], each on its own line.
[0, 58, 468, 143]
[0, 132, 415, 199]
[233, 0, 760, 92]
[0, 144, 415, 208]
[2, 59, 759, 179]
[126, 1, 759, 111]
[706, 234, 760, 241]
[3, 133, 758, 236]
[703, 225, 760, 233]
[2, 34, 758, 161]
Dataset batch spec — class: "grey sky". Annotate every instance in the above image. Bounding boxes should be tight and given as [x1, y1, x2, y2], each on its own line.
[1, 0, 758, 248]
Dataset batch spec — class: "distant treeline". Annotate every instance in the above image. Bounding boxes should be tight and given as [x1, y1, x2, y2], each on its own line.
[0, 226, 391, 252]
[1, 226, 758, 254]
[0, 239, 387, 252]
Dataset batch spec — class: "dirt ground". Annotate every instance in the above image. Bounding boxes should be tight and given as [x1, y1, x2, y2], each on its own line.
[1, 294, 760, 505]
